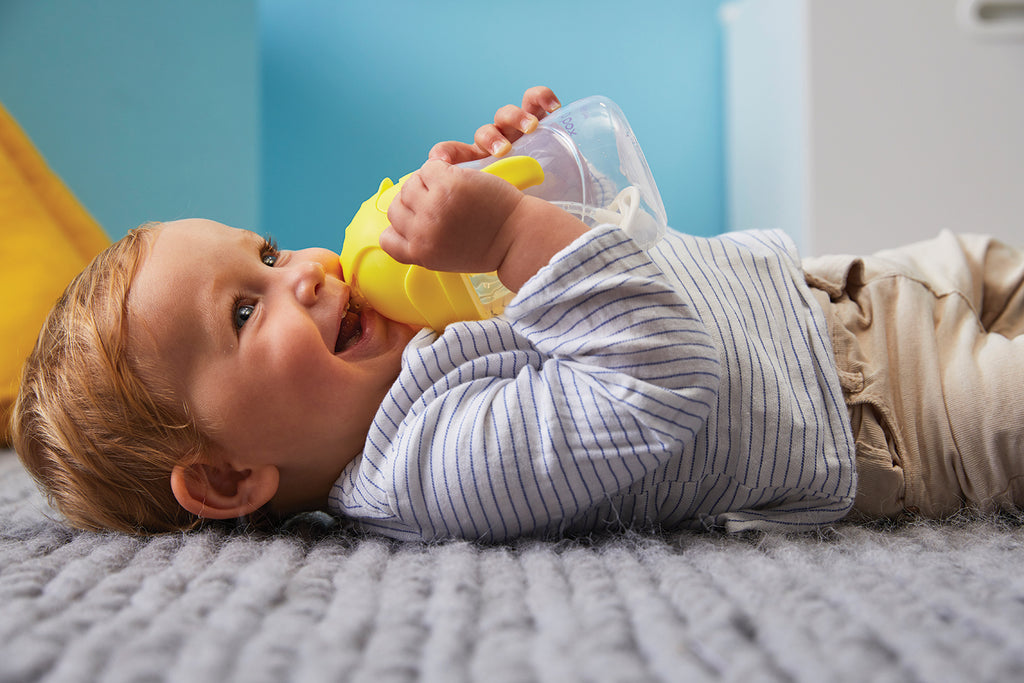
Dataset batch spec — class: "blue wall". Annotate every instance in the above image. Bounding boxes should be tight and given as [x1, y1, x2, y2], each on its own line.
[1, 1, 725, 246]
[261, 0, 726, 249]
[0, 1, 259, 238]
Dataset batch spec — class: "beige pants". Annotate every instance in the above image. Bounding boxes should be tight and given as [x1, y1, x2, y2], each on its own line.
[804, 231, 1024, 519]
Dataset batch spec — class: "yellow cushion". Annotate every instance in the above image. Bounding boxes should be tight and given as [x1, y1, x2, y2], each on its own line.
[0, 102, 110, 444]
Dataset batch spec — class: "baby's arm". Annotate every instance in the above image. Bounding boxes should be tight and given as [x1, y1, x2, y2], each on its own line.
[382, 160, 587, 292]
[343, 225, 723, 541]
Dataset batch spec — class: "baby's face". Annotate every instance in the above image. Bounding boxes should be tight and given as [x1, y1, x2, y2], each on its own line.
[128, 219, 418, 510]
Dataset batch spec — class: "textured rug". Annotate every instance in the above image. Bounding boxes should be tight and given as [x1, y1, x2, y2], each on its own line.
[2, 447, 1023, 683]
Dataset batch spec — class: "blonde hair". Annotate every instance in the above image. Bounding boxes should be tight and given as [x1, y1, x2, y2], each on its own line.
[11, 224, 206, 533]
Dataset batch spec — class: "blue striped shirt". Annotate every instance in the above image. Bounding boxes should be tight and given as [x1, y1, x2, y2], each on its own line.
[329, 226, 856, 541]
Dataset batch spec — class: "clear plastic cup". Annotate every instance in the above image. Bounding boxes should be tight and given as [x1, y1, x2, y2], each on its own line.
[460, 95, 668, 249]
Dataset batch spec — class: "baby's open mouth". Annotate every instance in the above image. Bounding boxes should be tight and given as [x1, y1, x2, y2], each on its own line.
[335, 306, 362, 353]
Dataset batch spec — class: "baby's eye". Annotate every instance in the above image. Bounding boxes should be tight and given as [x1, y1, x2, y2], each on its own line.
[234, 303, 255, 330]
[260, 237, 280, 267]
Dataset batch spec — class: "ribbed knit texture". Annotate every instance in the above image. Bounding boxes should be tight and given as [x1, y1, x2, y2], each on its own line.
[4, 450, 1024, 682]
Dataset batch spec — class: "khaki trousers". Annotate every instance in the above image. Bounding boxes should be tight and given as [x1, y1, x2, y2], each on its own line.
[804, 231, 1024, 518]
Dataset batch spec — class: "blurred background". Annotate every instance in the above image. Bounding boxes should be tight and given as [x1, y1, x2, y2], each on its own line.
[0, 0, 724, 250]
[3, 0, 1020, 439]
[1, 0, 1021, 254]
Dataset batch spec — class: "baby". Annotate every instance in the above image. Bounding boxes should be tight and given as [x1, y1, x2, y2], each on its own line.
[13, 87, 1024, 540]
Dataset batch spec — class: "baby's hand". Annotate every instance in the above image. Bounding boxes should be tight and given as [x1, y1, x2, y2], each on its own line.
[429, 86, 562, 164]
[381, 160, 523, 275]
[383, 158, 588, 293]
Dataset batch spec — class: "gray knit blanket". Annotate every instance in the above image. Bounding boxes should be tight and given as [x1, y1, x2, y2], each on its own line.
[2, 448, 1023, 682]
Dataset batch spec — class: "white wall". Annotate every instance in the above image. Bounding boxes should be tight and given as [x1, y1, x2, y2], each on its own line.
[721, 0, 808, 249]
[724, 0, 1024, 255]
[809, 0, 1024, 254]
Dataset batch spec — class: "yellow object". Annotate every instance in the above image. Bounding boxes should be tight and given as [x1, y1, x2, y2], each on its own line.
[0, 103, 110, 444]
[340, 156, 544, 329]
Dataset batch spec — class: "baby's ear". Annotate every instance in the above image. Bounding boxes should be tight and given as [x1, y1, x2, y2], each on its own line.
[170, 461, 279, 520]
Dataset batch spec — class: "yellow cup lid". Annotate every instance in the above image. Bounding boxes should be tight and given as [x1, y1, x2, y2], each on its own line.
[340, 156, 544, 329]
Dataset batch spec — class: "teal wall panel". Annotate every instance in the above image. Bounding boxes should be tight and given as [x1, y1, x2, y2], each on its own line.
[0, 0, 259, 239]
[260, 0, 726, 249]
[0, 1, 724, 248]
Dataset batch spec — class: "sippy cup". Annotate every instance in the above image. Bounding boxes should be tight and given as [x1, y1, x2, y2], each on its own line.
[339, 95, 668, 330]
[340, 156, 545, 330]
[459, 95, 667, 249]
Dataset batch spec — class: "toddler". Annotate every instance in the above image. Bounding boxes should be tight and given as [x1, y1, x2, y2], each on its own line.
[13, 87, 1024, 540]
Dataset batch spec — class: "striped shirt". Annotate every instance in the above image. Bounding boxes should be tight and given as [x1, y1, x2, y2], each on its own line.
[329, 226, 856, 541]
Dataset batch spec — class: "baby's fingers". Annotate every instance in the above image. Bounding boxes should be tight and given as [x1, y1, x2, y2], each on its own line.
[382, 162, 447, 264]
[429, 103, 542, 163]
[493, 103, 540, 139]
[378, 224, 416, 265]
[520, 86, 561, 120]
[474, 89, 561, 157]
[381, 193, 422, 266]
[474, 110, 537, 157]
[429, 140, 484, 164]
[473, 123, 515, 158]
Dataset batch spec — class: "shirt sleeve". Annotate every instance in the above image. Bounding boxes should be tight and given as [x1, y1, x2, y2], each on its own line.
[340, 226, 723, 541]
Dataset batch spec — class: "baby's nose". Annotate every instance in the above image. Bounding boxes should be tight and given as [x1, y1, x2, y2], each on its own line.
[294, 260, 326, 306]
